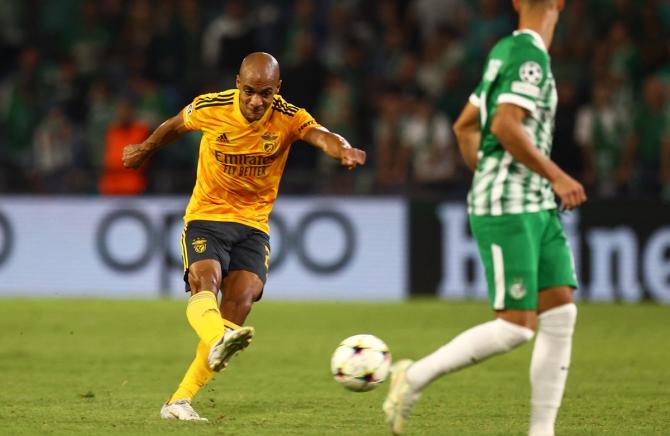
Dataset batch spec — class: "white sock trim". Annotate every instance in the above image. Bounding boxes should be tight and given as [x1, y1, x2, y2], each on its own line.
[494, 318, 535, 347]
[537, 303, 577, 337]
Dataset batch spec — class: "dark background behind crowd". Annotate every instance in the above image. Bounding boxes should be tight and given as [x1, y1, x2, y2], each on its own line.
[1, 0, 669, 201]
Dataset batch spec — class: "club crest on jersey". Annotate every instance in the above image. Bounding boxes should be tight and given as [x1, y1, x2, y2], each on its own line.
[262, 133, 278, 153]
[192, 238, 207, 253]
[510, 278, 526, 299]
[216, 132, 230, 143]
[519, 61, 543, 85]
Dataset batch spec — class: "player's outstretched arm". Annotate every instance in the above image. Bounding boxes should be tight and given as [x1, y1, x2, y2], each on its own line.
[122, 112, 190, 169]
[303, 126, 366, 170]
[454, 102, 481, 172]
[491, 103, 587, 209]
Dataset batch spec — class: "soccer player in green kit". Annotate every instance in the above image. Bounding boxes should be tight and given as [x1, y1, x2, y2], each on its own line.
[383, 1, 586, 435]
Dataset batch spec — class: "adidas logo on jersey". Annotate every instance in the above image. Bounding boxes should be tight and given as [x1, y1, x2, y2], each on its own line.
[216, 132, 230, 143]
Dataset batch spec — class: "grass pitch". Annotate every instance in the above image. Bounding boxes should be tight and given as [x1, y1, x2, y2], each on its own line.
[0, 298, 668, 435]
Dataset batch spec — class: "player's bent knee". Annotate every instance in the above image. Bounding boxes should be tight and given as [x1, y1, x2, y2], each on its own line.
[188, 270, 220, 293]
[188, 261, 222, 292]
[497, 310, 538, 332]
[538, 286, 574, 313]
[537, 303, 577, 337]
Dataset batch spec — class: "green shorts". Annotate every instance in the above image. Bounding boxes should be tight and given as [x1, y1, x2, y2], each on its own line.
[469, 210, 577, 311]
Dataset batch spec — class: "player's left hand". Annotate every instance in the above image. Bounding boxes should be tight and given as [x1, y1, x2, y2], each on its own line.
[122, 143, 152, 169]
[341, 148, 366, 170]
[552, 172, 587, 210]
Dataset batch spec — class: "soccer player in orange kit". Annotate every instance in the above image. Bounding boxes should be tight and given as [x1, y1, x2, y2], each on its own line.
[122, 52, 366, 421]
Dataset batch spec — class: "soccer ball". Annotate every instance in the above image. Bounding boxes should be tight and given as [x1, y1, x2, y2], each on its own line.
[330, 334, 392, 392]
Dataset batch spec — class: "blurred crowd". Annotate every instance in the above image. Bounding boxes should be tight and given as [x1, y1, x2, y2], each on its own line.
[1, 0, 669, 200]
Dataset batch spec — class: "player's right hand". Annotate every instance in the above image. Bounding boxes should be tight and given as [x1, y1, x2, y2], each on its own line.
[122, 143, 151, 169]
[552, 173, 587, 210]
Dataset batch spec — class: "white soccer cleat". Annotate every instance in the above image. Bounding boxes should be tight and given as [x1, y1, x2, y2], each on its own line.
[208, 326, 255, 372]
[160, 399, 208, 421]
[383, 359, 421, 435]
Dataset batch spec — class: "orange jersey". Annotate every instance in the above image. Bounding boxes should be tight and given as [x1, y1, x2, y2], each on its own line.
[182, 89, 320, 233]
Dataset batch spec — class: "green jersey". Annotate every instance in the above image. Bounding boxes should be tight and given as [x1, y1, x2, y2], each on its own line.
[468, 29, 557, 216]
